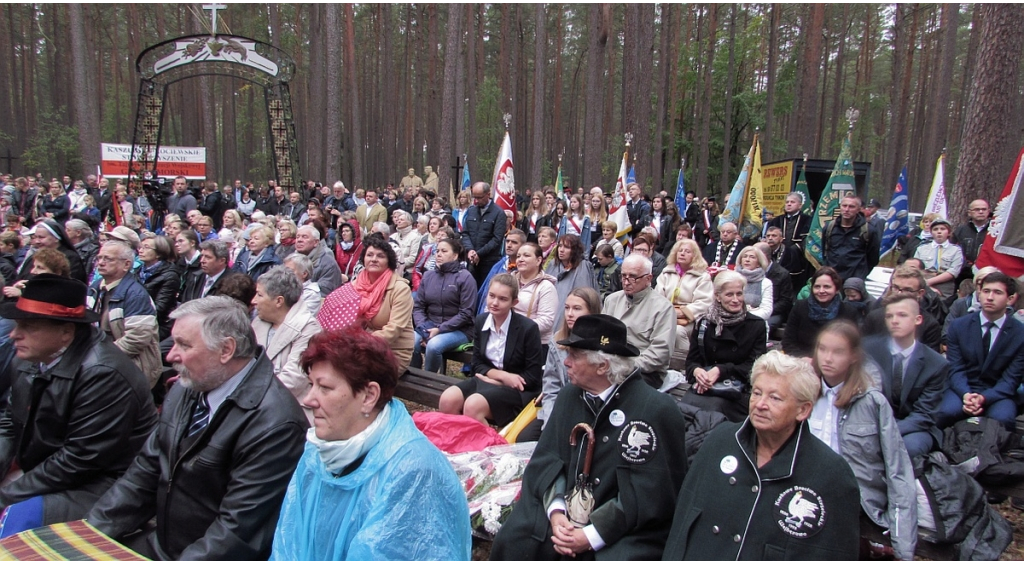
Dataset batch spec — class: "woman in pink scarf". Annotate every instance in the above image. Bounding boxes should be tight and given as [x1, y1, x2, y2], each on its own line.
[317, 233, 414, 370]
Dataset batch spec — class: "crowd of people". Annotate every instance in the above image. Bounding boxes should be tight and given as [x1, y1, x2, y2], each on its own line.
[0, 167, 1016, 559]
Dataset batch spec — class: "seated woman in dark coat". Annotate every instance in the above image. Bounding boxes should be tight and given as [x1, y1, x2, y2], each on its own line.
[782, 266, 860, 358]
[438, 274, 544, 427]
[678, 270, 767, 422]
[138, 235, 181, 341]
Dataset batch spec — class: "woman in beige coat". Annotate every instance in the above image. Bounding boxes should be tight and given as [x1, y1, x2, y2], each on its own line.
[655, 238, 714, 370]
[251, 266, 322, 422]
[317, 233, 415, 371]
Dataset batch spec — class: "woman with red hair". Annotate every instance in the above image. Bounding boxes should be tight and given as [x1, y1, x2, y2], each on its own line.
[271, 327, 470, 560]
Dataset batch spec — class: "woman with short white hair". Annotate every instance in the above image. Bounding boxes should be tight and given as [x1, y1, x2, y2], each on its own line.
[251, 265, 321, 422]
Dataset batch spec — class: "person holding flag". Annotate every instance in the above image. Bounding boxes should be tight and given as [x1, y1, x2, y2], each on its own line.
[806, 113, 880, 281]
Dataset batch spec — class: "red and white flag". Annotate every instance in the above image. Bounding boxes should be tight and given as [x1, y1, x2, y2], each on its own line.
[491, 131, 516, 223]
[975, 146, 1024, 277]
[609, 149, 631, 238]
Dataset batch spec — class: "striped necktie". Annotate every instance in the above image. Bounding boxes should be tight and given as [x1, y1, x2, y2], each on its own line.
[188, 393, 210, 437]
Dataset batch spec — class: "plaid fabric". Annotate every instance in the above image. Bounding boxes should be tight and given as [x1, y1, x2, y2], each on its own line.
[0, 520, 148, 561]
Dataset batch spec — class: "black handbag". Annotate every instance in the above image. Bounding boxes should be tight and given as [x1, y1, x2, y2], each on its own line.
[696, 319, 747, 401]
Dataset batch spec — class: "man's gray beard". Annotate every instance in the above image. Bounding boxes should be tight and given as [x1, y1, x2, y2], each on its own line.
[173, 363, 231, 393]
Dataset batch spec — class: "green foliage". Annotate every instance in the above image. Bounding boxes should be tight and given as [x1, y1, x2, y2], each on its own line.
[474, 76, 503, 177]
[21, 109, 81, 176]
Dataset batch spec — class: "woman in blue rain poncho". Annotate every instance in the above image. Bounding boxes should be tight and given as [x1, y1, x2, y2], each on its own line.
[271, 326, 471, 561]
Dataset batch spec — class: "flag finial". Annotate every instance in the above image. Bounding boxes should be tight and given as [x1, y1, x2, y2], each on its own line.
[845, 107, 860, 131]
[558, 152, 563, 163]
[624, 133, 633, 147]
[503, 113, 511, 130]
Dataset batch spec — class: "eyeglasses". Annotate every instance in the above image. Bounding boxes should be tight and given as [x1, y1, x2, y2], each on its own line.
[621, 273, 651, 284]
[891, 284, 921, 294]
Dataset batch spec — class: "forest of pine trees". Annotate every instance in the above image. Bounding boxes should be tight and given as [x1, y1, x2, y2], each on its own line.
[1, 4, 1023, 220]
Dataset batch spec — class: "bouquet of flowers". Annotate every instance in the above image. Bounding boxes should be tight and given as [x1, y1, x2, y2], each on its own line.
[447, 442, 536, 537]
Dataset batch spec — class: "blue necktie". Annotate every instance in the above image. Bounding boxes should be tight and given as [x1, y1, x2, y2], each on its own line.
[188, 393, 210, 437]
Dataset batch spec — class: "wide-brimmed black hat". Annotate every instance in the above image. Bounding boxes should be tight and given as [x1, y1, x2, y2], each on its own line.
[0, 274, 99, 323]
[556, 314, 640, 357]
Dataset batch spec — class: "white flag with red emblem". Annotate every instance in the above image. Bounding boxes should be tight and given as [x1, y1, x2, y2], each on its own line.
[491, 131, 516, 222]
[976, 146, 1024, 277]
[608, 149, 631, 238]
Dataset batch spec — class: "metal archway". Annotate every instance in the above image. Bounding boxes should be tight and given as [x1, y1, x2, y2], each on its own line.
[129, 33, 301, 196]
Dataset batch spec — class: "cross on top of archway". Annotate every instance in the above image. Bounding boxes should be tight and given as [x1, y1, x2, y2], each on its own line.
[203, 4, 227, 36]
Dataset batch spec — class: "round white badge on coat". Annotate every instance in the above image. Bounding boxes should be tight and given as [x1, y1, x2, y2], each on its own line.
[720, 455, 738, 474]
[608, 409, 626, 427]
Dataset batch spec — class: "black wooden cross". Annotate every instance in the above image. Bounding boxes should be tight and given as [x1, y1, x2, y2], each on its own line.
[451, 155, 463, 187]
[0, 149, 18, 174]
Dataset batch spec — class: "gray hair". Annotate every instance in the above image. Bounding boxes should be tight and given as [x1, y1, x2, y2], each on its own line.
[416, 215, 429, 227]
[372, 222, 390, 237]
[199, 239, 230, 261]
[622, 253, 652, 275]
[170, 296, 257, 359]
[750, 350, 820, 405]
[283, 252, 313, 280]
[65, 219, 92, 238]
[101, 241, 135, 262]
[786, 191, 806, 205]
[297, 224, 321, 241]
[713, 269, 747, 294]
[258, 265, 302, 307]
[395, 210, 413, 224]
[580, 349, 635, 385]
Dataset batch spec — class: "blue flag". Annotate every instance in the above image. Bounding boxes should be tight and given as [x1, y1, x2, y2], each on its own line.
[626, 164, 636, 185]
[673, 165, 686, 213]
[461, 161, 471, 193]
[881, 166, 910, 259]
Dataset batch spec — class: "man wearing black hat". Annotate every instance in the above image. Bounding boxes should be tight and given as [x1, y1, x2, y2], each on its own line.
[492, 314, 688, 560]
[0, 275, 157, 535]
[863, 197, 887, 238]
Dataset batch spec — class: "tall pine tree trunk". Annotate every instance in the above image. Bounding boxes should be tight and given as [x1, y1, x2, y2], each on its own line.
[437, 5, 463, 193]
[69, 4, 100, 178]
[953, 5, 1024, 219]
[530, 4, 546, 190]
[342, 5, 363, 187]
[695, 5, 717, 197]
[583, 5, 609, 188]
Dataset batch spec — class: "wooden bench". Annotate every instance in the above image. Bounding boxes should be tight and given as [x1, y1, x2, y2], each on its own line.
[396, 368, 461, 409]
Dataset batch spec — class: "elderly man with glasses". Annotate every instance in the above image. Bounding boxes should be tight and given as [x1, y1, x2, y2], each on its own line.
[601, 253, 676, 388]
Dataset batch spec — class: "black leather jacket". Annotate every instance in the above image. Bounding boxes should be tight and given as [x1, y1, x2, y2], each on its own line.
[88, 350, 308, 560]
[0, 327, 157, 520]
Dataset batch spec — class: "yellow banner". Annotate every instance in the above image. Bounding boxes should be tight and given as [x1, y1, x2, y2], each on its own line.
[761, 160, 794, 215]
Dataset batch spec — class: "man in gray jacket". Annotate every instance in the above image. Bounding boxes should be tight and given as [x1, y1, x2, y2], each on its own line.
[295, 224, 341, 297]
[602, 254, 675, 388]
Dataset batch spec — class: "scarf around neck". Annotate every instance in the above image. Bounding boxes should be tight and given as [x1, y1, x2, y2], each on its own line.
[705, 300, 747, 336]
[808, 294, 841, 322]
[307, 401, 392, 475]
[736, 267, 764, 308]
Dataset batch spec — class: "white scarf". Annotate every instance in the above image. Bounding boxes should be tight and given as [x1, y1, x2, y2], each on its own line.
[306, 401, 392, 474]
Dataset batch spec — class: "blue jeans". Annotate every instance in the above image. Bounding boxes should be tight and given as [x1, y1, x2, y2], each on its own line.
[412, 330, 469, 374]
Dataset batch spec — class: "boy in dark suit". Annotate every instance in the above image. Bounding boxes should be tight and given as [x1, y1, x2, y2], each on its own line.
[937, 272, 1024, 430]
[863, 294, 948, 457]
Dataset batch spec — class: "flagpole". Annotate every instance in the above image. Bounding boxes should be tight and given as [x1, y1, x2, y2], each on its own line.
[740, 130, 758, 224]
